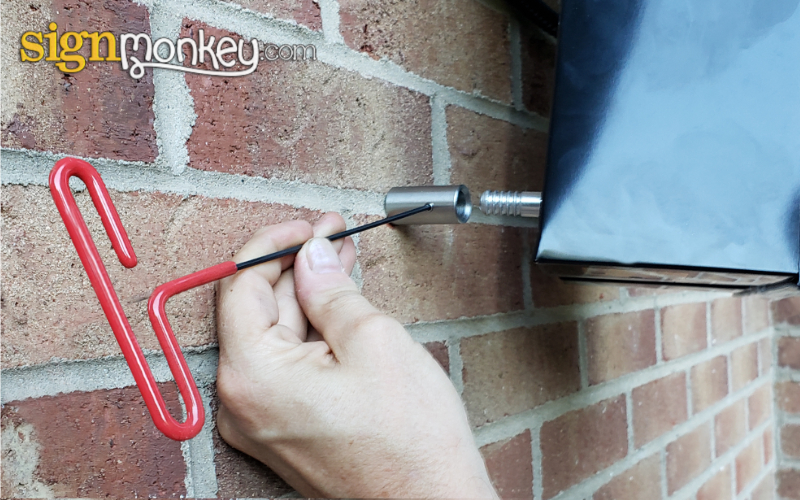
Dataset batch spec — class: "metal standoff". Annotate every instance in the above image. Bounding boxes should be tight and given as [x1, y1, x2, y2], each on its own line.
[384, 185, 472, 224]
[479, 190, 542, 218]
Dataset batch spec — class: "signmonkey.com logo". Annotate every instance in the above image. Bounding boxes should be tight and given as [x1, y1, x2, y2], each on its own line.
[19, 23, 316, 78]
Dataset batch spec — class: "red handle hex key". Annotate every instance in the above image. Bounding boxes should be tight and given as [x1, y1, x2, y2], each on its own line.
[50, 157, 431, 440]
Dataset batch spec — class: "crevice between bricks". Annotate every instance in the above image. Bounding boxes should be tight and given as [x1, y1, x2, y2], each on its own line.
[430, 94, 451, 185]
[317, 0, 344, 45]
[0, 148, 540, 228]
[148, 1, 197, 175]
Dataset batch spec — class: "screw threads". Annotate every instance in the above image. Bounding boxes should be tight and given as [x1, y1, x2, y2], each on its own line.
[479, 190, 542, 218]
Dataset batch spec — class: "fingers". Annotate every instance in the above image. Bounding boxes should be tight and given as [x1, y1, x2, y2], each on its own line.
[311, 213, 356, 275]
[217, 221, 313, 353]
[294, 238, 389, 360]
[273, 269, 308, 341]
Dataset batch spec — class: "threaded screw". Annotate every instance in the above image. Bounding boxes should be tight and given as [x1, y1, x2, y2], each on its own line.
[479, 190, 542, 218]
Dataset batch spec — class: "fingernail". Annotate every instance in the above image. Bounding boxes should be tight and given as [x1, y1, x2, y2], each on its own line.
[307, 238, 344, 274]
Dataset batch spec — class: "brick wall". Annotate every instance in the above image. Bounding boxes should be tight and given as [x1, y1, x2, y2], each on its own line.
[0, 0, 795, 498]
[774, 297, 800, 500]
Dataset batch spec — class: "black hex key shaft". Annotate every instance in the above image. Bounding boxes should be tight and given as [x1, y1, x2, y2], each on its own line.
[236, 203, 433, 271]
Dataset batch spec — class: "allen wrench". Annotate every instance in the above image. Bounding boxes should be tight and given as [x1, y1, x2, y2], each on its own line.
[50, 157, 203, 441]
[51, 157, 432, 440]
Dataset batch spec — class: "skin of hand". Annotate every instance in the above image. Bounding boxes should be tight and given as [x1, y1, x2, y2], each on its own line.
[214, 213, 498, 499]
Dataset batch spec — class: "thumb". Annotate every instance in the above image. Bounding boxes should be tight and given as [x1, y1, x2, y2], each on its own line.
[294, 238, 386, 359]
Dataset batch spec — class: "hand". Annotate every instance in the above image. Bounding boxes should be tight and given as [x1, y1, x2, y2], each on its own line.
[215, 213, 498, 498]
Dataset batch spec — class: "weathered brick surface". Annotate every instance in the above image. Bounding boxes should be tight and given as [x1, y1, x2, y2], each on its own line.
[2, 184, 320, 367]
[748, 383, 772, 430]
[520, 27, 556, 116]
[777, 469, 800, 499]
[773, 296, 800, 325]
[632, 373, 687, 447]
[666, 423, 711, 494]
[592, 454, 661, 500]
[715, 399, 746, 457]
[2, 0, 157, 161]
[736, 437, 763, 493]
[357, 222, 526, 323]
[540, 396, 628, 499]
[743, 295, 771, 334]
[751, 472, 775, 500]
[731, 342, 759, 391]
[208, 385, 294, 497]
[777, 381, 800, 413]
[696, 465, 731, 500]
[339, 0, 512, 102]
[448, 106, 547, 194]
[764, 427, 774, 464]
[711, 297, 742, 344]
[661, 302, 707, 360]
[691, 355, 728, 414]
[424, 341, 450, 374]
[782, 424, 800, 458]
[585, 310, 657, 385]
[184, 23, 432, 192]
[223, 0, 321, 29]
[1, 385, 185, 498]
[530, 263, 619, 308]
[461, 323, 580, 427]
[778, 337, 800, 370]
[480, 431, 533, 500]
[759, 337, 773, 375]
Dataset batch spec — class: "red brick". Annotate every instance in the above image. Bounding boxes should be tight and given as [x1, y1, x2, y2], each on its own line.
[744, 295, 771, 334]
[208, 385, 293, 497]
[1, 184, 321, 367]
[715, 399, 746, 457]
[696, 465, 731, 500]
[777, 469, 800, 499]
[666, 423, 711, 494]
[627, 285, 693, 297]
[632, 373, 688, 447]
[778, 337, 800, 369]
[480, 431, 533, 500]
[751, 472, 775, 500]
[748, 383, 772, 430]
[711, 297, 742, 345]
[540, 396, 628, 499]
[782, 425, 800, 458]
[773, 296, 800, 325]
[358, 222, 526, 324]
[691, 356, 728, 414]
[731, 343, 759, 391]
[339, 0, 512, 102]
[585, 310, 657, 385]
[0, 385, 185, 498]
[759, 337, 773, 375]
[521, 27, 557, 116]
[2, 0, 157, 161]
[765, 427, 774, 464]
[461, 323, 580, 427]
[593, 455, 661, 500]
[424, 341, 450, 375]
[184, 23, 432, 192]
[223, 0, 321, 30]
[530, 263, 620, 308]
[736, 437, 763, 493]
[661, 302, 708, 360]
[448, 106, 547, 194]
[777, 381, 800, 413]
